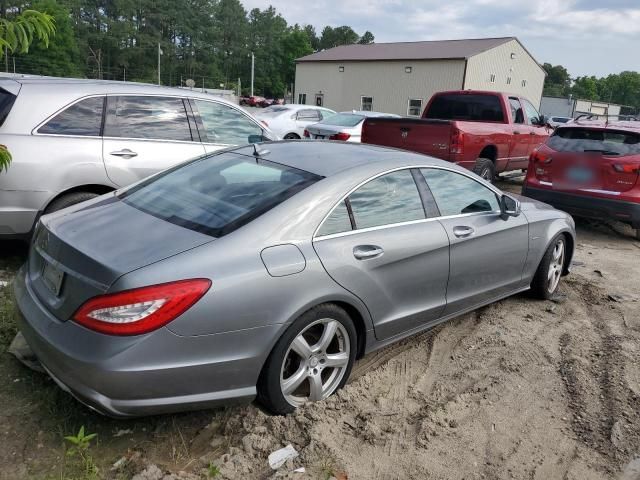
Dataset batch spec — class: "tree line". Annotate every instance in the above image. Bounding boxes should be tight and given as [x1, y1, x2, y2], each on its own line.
[0, 0, 374, 97]
[543, 63, 640, 113]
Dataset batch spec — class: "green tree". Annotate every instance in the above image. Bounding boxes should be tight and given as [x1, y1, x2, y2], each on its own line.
[358, 30, 374, 44]
[571, 76, 599, 101]
[542, 63, 570, 97]
[0, 8, 55, 58]
[319, 25, 359, 49]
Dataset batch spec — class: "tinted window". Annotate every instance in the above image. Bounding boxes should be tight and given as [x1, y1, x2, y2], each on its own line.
[425, 94, 504, 122]
[121, 153, 322, 237]
[509, 98, 525, 124]
[320, 113, 364, 127]
[38, 96, 104, 136]
[0, 88, 17, 127]
[349, 170, 425, 229]
[194, 100, 263, 145]
[422, 169, 499, 216]
[522, 99, 540, 124]
[317, 201, 352, 236]
[104, 96, 192, 141]
[547, 128, 640, 156]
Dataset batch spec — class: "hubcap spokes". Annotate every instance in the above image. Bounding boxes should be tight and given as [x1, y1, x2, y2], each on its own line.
[280, 319, 350, 406]
[547, 239, 565, 293]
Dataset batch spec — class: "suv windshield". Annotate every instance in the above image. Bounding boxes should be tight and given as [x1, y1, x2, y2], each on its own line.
[121, 152, 322, 237]
[424, 94, 504, 122]
[548, 128, 640, 156]
[320, 113, 364, 127]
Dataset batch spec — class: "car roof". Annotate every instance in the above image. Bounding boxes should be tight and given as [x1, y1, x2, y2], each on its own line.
[560, 119, 640, 133]
[228, 140, 452, 177]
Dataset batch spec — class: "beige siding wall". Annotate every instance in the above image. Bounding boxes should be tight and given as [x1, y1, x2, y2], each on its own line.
[464, 39, 545, 108]
[294, 59, 465, 116]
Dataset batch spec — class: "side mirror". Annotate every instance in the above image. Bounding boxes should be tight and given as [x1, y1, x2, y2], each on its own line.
[248, 134, 264, 144]
[537, 114, 547, 127]
[500, 194, 521, 218]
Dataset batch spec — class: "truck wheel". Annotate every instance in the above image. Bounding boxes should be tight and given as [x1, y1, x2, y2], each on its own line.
[473, 158, 496, 183]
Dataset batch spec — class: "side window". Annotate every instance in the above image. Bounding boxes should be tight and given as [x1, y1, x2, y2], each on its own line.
[317, 201, 352, 236]
[104, 96, 192, 141]
[421, 168, 499, 216]
[38, 96, 104, 136]
[509, 97, 525, 124]
[194, 100, 262, 145]
[349, 169, 424, 229]
[296, 109, 321, 121]
[522, 99, 541, 125]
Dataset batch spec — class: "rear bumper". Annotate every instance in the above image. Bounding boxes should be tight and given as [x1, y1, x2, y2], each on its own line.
[522, 185, 640, 227]
[0, 189, 50, 237]
[13, 266, 282, 417]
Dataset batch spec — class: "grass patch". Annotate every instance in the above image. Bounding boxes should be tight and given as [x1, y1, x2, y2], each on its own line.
[0, 282, 17, 352]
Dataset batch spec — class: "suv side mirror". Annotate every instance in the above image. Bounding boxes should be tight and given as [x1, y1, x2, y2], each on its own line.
[500, 194, 521, 218]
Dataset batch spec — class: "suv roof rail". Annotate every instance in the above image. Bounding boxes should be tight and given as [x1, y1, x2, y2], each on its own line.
[574, 113, 639, 122]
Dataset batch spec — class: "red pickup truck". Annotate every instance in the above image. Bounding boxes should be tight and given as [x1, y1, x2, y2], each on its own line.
[362, 90, 550, 181]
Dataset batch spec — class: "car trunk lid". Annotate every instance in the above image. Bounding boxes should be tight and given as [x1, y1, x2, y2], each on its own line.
[28, 196, 214, 321]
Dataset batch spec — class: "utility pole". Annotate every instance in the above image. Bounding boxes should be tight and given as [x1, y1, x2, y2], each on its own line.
[123, 66, 126, 82]
[157, 43, 161, 85]
[238, 77, 241, 98]
[251, 52, 254, 96]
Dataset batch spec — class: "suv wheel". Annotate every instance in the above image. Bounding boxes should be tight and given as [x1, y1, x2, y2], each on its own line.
[257, 304, 356, 414]
[44, 192, 100, 214]
[473, 158, 496, 183]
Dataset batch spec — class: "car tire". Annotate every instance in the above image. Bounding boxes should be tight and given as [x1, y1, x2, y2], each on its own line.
[473, 158, 496, 183]
[257, 303, 357, 415]
[44, 192, 100, 214]
[530, 234, 567, 300]
[284, 133, 300, 139]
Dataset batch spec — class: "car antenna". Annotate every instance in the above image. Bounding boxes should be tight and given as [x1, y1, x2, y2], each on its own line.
[252, 143, 270, 159]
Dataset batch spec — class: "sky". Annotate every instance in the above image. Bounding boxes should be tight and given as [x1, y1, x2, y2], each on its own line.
[242, 0, 640, 78]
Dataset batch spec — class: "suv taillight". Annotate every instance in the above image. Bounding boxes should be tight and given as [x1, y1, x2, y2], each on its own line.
[450, 128, 464, 155]
[329, 132, 351, 141]
[73, 279, 211, 336]
[613, 164, 640, 174]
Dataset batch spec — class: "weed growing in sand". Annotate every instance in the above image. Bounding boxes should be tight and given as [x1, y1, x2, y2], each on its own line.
[64, 426, 99, 479]
[207, 462, 221, 477]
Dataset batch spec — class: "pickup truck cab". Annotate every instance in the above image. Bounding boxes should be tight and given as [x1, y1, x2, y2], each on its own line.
[362, 90, 550, 181]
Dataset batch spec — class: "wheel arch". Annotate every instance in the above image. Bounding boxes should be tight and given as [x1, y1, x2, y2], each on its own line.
[43, 184, 115, 212]
[478, 144, 498, 163]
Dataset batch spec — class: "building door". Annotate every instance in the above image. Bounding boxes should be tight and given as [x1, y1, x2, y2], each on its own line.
[315, 94, 324, 107]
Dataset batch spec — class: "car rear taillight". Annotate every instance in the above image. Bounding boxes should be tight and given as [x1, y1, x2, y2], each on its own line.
[329, 132, 351, 141]
[531, 149, 552, 164]
[72, 279, 211, 336]
[303, 129, 310, 138]
[613, 164, 640, 174]
[450, 128, 464, 155]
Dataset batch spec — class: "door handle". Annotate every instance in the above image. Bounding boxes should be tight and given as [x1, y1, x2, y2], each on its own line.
[109, 149, 138, 158]
[529, 131, 536, 135]
[353, 245, 384, 260]
[452, 226, 475, 238]
[513, 131, 521, 135]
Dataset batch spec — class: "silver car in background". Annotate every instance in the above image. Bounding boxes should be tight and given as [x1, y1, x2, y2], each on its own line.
[14, 141, 575, 417]
[252, 104, 336, 139]
[0, 76, 275, 239]
[304, 111, 400, 142]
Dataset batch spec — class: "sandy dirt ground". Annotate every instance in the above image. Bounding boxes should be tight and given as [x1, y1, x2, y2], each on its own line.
[1, 177, 639, 480]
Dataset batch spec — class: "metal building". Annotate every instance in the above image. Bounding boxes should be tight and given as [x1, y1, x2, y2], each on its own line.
[540, 95, 623, 118]
[295, 37, 546, 116]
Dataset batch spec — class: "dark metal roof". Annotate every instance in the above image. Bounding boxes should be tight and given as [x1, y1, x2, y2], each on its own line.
[297, 37, 515, 63]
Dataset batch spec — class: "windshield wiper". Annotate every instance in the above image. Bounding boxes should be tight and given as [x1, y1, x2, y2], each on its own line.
[583, 149, 620, 155]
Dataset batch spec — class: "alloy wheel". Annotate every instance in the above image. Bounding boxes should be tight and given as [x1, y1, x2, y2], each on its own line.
[280, 318, 350, 407]
[547, 238, 565, 294]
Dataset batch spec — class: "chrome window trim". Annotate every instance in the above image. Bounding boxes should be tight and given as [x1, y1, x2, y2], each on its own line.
[312, 164, 503, 240]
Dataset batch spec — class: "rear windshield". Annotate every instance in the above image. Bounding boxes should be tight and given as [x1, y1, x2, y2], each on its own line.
[0, 88, 17, 127]
[548, 128, 640, 156]
[120, 152, 322, 237]
[319, 113, 364, 127]
[424, 94, 504, 122]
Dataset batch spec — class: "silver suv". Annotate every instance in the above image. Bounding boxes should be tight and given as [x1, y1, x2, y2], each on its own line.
[0, 76, 275, 239]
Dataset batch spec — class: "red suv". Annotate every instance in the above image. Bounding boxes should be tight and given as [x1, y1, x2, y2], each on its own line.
[523, 118, 640, 239]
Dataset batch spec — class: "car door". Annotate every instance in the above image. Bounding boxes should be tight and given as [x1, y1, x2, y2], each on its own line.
[313, 168, 450, 341]
[102, 95, 205, 187]
[507, 97, 531, 170]
[522, 98, 549, 151]
[420, 167, 529, 316]
[190, 99, 267, 153]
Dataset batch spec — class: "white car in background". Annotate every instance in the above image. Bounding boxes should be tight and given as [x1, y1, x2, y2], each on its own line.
[253, 104, 336, 139]
[546, 116, 573, 129]
[304, 111, 401, 143]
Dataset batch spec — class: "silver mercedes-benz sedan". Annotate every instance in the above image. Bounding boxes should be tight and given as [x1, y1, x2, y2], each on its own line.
[14, 141, 575, 417]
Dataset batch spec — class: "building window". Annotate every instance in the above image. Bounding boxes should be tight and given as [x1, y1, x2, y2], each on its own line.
[315, 94, 324, 107]
[521, 80, 527, 87]
[339, 66, 344, 72]
[407, 98, 422, 116]
[405, 66, 412, 73]
[298, 93, 307, 104]
[489, 74, 496, 83]
[361, 96, 373, 111]
[506, 77, 512, 85]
